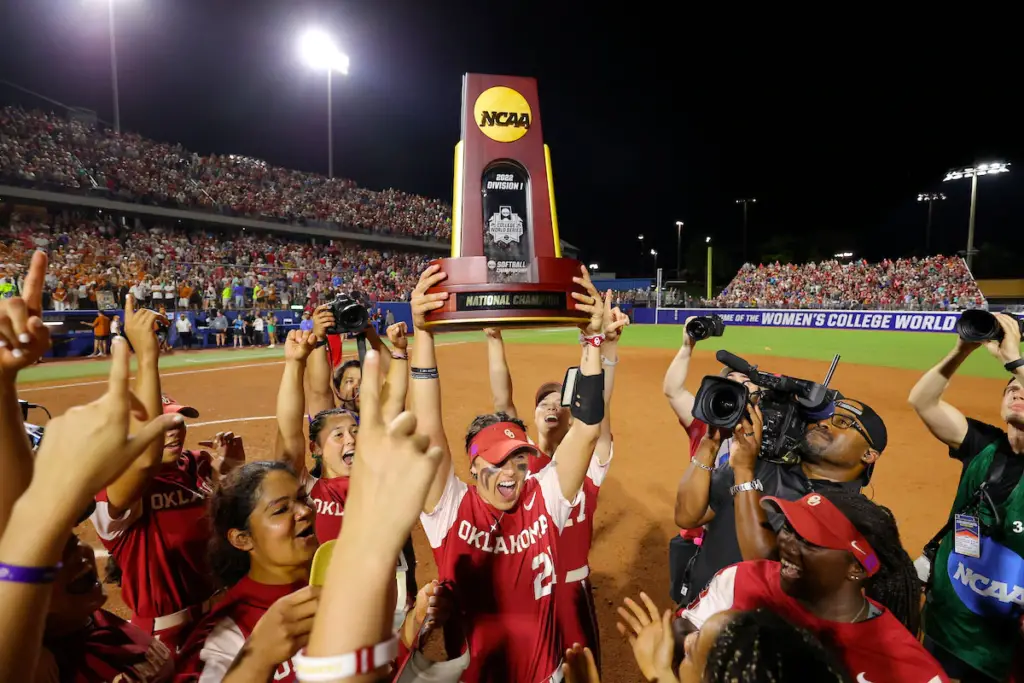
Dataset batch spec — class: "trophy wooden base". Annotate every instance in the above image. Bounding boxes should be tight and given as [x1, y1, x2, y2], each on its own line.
[422, 256, 590, 331]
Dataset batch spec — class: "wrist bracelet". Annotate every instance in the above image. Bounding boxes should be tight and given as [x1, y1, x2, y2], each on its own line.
[1005, 358, 1024, 373]
[314, 338, 329, 349]
[294, 634, 400, 681]
[0, 562, 63, 584]
[410, 367, 439, 380]
[391, 352, 408, 361]
[601, 355, 618, 366]
[691, 460, 713, 473]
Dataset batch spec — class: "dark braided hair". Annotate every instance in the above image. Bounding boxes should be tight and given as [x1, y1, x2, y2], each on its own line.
[703, 608, 852, 682]
[208, 461, 293, 588]
[820, 489, 922, 634]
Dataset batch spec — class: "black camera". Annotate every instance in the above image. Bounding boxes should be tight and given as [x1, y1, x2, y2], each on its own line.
[692, 351, 841, 463]
[955, 310, 1024, 343]
[686, 315, 725, 342]
[327, 293, 369, 336]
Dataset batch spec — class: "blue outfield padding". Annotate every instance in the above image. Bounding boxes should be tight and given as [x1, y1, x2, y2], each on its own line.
[40, 303, 414, 358]
[653, 307, 1022, 333]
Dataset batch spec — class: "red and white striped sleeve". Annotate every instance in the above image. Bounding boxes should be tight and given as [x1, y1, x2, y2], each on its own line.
[677, 564, 739, 628]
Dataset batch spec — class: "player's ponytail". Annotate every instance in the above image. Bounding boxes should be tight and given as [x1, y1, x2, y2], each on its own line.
[821, 489, 922, 634]
[208, 460, 293, 587]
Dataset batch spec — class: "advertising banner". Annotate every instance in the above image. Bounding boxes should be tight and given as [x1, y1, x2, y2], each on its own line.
[654, 308, 991, 333]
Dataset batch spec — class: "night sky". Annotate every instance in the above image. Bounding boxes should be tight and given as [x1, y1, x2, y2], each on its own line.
[1, 1, 1021, 279]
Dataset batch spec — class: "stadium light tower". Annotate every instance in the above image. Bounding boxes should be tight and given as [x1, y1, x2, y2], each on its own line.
[705, 236, 712, 300]
[735, 198, 756, 264]
[675, 220, 684, 278]
[650, 248, 659, 270]
[88, 0, 125, 133]
[300, 28, 350, 179]
[917, 192, 946, 254]
[943, 162, 1009, 271]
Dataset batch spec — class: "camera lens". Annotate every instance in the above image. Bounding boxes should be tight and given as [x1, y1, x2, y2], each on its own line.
[687, 318, 709, 342]
[710, 393, 738, 419]
[956, 310, 1001, 343]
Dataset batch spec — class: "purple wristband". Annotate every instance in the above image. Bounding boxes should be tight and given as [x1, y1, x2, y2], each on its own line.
[0, 562, 62, 584]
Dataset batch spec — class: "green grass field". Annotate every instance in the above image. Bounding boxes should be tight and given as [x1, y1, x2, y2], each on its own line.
[17, 324, 1006, 384]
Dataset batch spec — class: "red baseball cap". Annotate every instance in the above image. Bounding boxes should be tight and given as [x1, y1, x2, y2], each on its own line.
[762, 493, 880, 577]
[161, 394, 199, 418]
[468, 421, 538, 465]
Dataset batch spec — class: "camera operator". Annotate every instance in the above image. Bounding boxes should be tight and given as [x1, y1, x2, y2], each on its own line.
[663, 318, 762, 602]
[907, 312, 1024, 683]
[674, 376, 887, 603]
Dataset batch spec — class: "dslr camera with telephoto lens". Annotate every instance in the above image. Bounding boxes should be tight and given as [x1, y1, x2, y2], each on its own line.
[686, 314, 725, 342]
[692, 351, 842, 463]
[326, 291, 369, 336]
[955, 310, 1024, 343]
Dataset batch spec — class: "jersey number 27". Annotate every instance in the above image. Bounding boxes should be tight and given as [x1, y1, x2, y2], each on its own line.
[532, 547, 555, 600]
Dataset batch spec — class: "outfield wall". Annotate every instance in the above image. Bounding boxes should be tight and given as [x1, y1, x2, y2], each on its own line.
[638, 307, 1021, 333]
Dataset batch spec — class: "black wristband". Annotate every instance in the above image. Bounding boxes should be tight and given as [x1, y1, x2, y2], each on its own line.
[1006, 358, 1024, 373]
[314, 338, 329, 349]
[569, 371, 606, 425]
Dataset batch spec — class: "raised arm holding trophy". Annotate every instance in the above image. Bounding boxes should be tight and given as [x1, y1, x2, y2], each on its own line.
[424, 73, 589, 330]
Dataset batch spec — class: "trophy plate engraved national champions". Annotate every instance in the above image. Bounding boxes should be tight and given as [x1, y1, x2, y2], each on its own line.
[423, 73, 588, 330]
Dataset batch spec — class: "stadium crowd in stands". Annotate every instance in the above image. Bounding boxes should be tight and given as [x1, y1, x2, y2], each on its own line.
[712, 255, 985, 310]
[0, 106, 451, 241]
[0, 209, 432, 310]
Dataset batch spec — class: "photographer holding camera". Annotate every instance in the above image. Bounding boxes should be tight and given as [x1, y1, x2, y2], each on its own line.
[669, 321, 888, 604]
[908, 311, 1024, 683]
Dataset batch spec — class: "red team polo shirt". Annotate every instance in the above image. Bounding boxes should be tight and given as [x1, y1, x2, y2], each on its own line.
[679, 560, 948, 683]
[91, 450, 216, 635]
[421, 464, 576, 683]
[42, 610, 174, 682]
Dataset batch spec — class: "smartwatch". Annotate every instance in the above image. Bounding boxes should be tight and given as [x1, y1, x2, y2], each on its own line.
[730, 479, 764, 496]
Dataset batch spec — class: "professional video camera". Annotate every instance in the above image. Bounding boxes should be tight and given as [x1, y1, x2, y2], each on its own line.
[692, 350, 842, 463]
[326, 291, 369, 336]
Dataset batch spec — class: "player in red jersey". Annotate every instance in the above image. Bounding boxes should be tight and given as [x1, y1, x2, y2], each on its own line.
[482, 308, 626, 667]
[275, 325, 417, 598]
[91, 296, 245, 651]
[411, 264, 614, 683]
[38, 533, 175, 682]
[676, 490, 948, 683]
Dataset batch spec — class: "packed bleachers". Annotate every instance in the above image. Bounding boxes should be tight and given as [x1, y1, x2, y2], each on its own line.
[712, 255, 985, 311]
[0, 106, 452, 241]
[0, 209, 432, 310]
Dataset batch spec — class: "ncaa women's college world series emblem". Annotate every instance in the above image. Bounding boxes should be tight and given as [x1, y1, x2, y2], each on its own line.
[422, 73, 588, 330]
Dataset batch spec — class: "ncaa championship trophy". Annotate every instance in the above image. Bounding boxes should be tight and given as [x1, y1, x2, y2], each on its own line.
[423, 73, 588, 330]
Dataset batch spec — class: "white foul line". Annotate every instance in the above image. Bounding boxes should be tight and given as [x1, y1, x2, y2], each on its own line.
[188, 415, 276, 428]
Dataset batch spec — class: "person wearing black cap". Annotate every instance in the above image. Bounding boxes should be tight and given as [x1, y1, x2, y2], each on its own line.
[676, 396, 888, 605]
[908, 313, 1024, 682]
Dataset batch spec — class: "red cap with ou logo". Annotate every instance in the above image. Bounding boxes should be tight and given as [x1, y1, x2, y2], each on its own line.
[468, 421, 538, 466]
[761, 493, 880, 577]
[161, 394, 199, 418]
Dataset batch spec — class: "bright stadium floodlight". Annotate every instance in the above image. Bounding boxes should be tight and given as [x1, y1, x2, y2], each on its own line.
[674, 220, 684, 278]
[588, 263, 599, 270]
[650, 249, 658, 256]
[943, 162, 1009, 270]
[300, 28, 350, 179]
[835, 252, 854, 259]
[917, 193, 947, 254]
[87, 0, 127, 133]
[705, 236, 711, 244]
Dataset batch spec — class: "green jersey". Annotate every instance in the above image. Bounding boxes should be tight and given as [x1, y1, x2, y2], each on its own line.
[924, 418, 1024, 680]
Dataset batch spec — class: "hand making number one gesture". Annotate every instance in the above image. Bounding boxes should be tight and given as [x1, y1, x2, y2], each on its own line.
[0, 251, 51, 379]
[572, 265, 615, 337]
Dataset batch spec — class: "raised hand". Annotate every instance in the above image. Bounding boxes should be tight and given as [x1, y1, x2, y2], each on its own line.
[604, 305, 629, 343]
[27, 336, 182, 526]
[572, 265, 609, 337]
[198, 431, 246, 477]
[284, 329, 318, 362]
[616, 592, 676, 682]
[343, 350, 444, 557]
[562, 644, 601, 683]
[123, 294, 164, 355]
[311, 304, 334, 341]
[410, 265, 448, 331]
[982, 313, 1023, 365]
[483, 327, 503, 340]
[0, 252, 51, 379]
[246, 586, 321, 669]
[386, 322, 409, 351]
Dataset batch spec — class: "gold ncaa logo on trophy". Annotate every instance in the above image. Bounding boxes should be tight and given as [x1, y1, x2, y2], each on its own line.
[474, 86, 532, 143]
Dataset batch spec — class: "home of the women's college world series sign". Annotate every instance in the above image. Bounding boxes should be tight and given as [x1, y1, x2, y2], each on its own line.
[423, 73, 588, 330]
